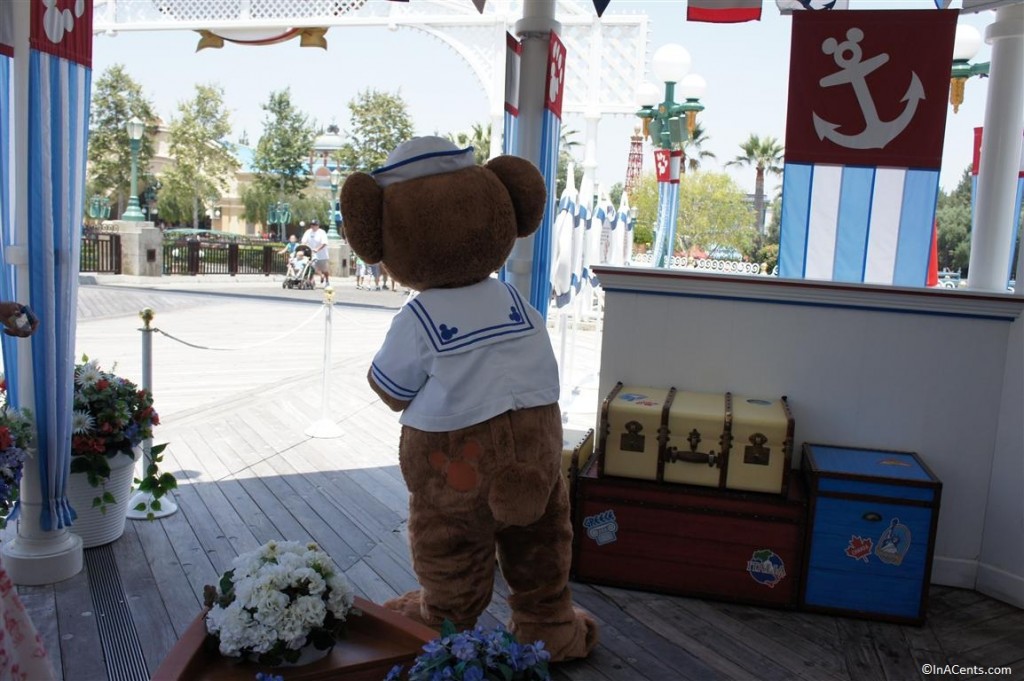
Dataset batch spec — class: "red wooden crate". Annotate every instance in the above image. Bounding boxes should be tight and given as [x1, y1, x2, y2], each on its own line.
[571, 453, 807, 608]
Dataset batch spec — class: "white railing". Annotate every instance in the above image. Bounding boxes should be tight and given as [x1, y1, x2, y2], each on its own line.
[630, 253, 770, 276]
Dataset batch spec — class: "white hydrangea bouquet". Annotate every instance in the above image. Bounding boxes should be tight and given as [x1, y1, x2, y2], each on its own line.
[203, 540, 357, 667]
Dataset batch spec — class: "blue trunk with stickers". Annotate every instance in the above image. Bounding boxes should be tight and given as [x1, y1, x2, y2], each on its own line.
[801, 443, 942, 625]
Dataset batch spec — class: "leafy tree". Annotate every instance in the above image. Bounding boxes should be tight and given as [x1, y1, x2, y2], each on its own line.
[337, 89, 415, 173]
[87, 65, 157, 217]
[630, 172, 754, 258]
[726, 134, 784, 234]
[936, 166, 974, 276]
[158, 83, 238, 229]
[750, 196, 782, 274]
[447, 123, 492, 165]
[251, 89, 317, 199]
[682, 123, 716, 174]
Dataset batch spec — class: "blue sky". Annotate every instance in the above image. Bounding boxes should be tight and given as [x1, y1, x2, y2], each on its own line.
[91, 0, 995, 197]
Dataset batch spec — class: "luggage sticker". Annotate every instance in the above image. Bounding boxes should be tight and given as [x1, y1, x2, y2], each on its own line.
[747, 549, 786, 588]
[875, 518, 912, 566]
[619, 392, 659, 407]
[845, 535, 873, 562]
[583, 509, 619, 546]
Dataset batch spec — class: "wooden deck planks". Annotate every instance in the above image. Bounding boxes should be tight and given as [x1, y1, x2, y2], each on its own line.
[7, 285, 1024, 681]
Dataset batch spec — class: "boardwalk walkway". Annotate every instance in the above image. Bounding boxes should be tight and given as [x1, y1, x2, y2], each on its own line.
[2, 276, 1022, 681]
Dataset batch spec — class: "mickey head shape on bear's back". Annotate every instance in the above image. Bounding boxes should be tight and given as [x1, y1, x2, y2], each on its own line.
[341, 153, 547, 293]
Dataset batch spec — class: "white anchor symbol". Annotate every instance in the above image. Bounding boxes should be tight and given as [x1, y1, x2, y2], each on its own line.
[812, 28, 925, 150]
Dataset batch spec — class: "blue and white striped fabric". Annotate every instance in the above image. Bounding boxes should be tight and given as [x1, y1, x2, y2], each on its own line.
[653, 181, 680, 268]
[609, 192, 631, 266]
[503, 32, 520, 157]
[576, 172, 594, 290]
[530, 103, 559, 318]
[0, 48, 16, 392]
[971, 133, 1024, 285]
[25, 49, 91, 530]
[779, 164, 939, 285]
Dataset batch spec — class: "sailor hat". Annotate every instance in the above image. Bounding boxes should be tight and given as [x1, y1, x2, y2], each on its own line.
[372, 136, 475, 187]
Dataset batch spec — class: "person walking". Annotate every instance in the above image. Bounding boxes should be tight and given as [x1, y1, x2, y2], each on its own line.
[301, 219, 330, 287]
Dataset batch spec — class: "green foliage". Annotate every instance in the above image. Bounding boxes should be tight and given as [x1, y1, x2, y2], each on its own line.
[447, 123, 492, 165]
[683, 123, 716, 174]
[336, 89, 415, 173]
[630, 172, 755, 258]
[677, 172, 757, 256]
[159, 84, 238, 229]
[750, 197, 782, 273]
[936, 166, 973, 275]
[132, 443, 177, 520]
[251, 89, 317, 201]
[87, 65, 157, 217]
[727, 134, 785, 232]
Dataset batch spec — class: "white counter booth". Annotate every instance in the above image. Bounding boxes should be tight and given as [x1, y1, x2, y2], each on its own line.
[592, 265, 1024, 608]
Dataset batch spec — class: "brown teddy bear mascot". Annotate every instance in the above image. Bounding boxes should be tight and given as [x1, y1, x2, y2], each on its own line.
[341, 136, 598, 662]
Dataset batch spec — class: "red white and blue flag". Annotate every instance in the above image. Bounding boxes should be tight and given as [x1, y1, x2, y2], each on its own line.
[688, 0, 761, 23]
[778, 10, 958, 286]
[530, 32, 565, 318]
[972, 127, 1024, 285]
[776, 0, 850, 14]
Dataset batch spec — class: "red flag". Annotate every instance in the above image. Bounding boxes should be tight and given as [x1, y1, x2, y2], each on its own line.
[30, 0, 93, 67]
[688, 0, 762, 23]
[927, 221, 939, 287]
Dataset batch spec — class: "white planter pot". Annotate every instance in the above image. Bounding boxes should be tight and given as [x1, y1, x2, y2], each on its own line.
[67, 448, 140, 548]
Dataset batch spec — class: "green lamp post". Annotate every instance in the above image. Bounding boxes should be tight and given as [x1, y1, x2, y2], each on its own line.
[122, 117, 145, 222]
[87, 195, 111, 225]
[635, 44, 706, 268]
[328, 168, 343, 241]
[949, 23, 989, 114]
[268, 201, 291, 242]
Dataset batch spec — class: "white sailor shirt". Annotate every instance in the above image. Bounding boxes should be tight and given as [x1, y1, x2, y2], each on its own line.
[370, 278, 560, 432]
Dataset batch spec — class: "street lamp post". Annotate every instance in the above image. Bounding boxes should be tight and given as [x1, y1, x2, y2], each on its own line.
[122, 117, 145, 222]
[87, 195, 111, 227]
[635, 44, 706, 269]
[268, 201, 291, 242]
[328, 168, 343, 241]
[949, 23, 989, 114]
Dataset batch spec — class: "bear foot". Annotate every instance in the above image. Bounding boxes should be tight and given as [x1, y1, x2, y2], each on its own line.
[383, 590, 477, 633]
[513, 606, 599, 663]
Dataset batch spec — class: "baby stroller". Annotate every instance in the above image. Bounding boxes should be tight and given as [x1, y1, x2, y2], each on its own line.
[283, 244, 315, 290]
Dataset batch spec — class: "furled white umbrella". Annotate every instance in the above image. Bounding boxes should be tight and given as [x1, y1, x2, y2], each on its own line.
[550, 161, 578, 309]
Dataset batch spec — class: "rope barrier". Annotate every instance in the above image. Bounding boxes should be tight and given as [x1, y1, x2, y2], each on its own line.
[152, 304, 326, 351]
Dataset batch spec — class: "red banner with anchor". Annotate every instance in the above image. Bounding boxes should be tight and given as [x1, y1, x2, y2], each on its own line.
[785, 10, 957, 169]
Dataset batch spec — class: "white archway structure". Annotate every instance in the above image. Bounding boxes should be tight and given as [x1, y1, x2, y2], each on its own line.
[93, 0, 647, 180]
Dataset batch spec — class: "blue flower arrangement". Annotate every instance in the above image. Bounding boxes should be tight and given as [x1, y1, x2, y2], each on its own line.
[385, 621, 551, 681]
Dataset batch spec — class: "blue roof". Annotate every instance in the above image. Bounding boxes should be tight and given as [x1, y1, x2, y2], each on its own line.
[234, 144, 256, 173]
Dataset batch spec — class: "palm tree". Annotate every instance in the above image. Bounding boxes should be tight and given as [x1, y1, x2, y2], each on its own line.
[726, 134, 784, 233]
[447, 123, 491, 165]
[682, 123, 716, 174]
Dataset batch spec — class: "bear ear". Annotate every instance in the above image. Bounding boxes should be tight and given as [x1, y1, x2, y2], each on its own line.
[340, 172, 384, 263]
[484, 156, 547, 238]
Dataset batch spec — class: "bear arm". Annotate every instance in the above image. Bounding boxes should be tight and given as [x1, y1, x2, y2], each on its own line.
[367, 367, 411, 412]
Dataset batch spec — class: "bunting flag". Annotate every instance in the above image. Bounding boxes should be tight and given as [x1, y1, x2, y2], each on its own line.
[971, 127, 1024, 285]
[688, 0, 761, 23]
[777, 0, 850, 13]
[529, 31, 565, 318]
[933, 0, 954, 8]
[551, 161, 578, 308]
[17, 0, 93, 529]
[778, 10, 957, 286]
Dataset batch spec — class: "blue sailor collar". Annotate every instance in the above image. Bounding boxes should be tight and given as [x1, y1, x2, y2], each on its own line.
[406, 280, 537, 353]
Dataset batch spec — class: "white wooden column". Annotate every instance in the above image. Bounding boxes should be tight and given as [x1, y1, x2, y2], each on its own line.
[968, 3, 1024, 292]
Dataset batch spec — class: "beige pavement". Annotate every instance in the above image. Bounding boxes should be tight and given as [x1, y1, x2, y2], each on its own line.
[65, 275, 603, 434]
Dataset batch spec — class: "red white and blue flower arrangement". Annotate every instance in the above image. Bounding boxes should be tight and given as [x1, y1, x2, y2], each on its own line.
[0, 376, 33, 528]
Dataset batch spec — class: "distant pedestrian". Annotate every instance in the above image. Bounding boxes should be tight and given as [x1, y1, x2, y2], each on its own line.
[301, 219, 330, 287]
[355, 254, 367, 289]
[366, 262, 381, 290]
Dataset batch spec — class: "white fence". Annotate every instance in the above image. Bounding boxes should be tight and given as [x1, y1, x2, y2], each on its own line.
[630, 253, 770, 275]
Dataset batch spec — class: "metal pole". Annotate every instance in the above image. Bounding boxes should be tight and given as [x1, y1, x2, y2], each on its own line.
[127, 308, 177, 519]
[305, 288, 343, 439]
